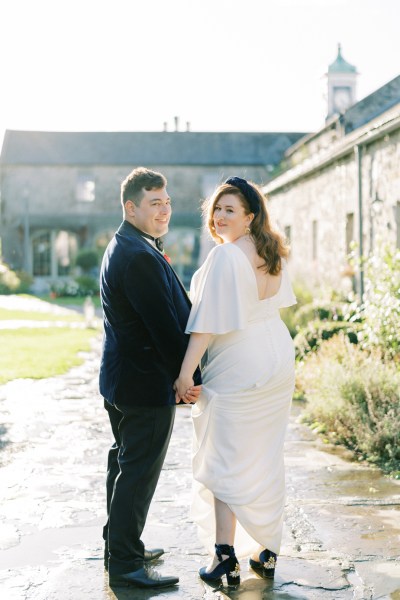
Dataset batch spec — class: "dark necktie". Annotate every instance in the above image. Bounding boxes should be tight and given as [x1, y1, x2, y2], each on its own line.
[129, 223, 164, 252]
[140, 231, 164, 252]
[147, 234, 170, 263]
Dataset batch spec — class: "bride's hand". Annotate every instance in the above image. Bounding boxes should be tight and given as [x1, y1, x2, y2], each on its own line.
[183, 385, 201, 404]
[187, 385, 201, 400]
[174, 375, 196, 404]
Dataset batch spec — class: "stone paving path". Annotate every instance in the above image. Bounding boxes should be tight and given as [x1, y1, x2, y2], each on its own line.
[0, 336, 399, 599]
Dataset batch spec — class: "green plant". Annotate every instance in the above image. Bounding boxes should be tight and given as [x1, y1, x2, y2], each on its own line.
[50, 279, 80, 297]
[294, 319, 360, 358]
[0, 262, 20, 293]
[15, 270, 33, 293]
[294, 301, 349, 329]
[350, 245, 400, 360]
[298, 334, 400, 472]
[0, 262, 32, 294]
[74, 275, 99, 296]
[50, 276, 99, 297]
[75, 248, 99, 273]
[280, 280, 313, 338]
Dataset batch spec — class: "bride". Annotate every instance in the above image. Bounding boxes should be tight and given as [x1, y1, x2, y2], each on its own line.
[174, 177, 296, 586]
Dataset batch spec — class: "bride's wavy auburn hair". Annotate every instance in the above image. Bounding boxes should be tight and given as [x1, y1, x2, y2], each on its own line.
[202, 181, 290, 275]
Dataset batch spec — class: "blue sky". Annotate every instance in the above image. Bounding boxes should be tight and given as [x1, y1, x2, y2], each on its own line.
[1, 0, 399, 143]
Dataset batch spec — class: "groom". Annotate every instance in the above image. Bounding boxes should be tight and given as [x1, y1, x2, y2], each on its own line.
[99, 167, 201, 588]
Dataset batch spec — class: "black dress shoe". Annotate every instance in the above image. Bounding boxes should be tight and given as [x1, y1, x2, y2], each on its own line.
[144, 547, 164, 561]
[109, 566, 179, 588]
[104, 547, 165, 570]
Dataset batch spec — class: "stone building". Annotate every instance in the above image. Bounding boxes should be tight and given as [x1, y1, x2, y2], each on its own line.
[265, 66, 400, 295]
[0, 130, 303, 290]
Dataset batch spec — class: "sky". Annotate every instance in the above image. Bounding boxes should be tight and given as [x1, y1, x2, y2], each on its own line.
[1, 0, 399, 146]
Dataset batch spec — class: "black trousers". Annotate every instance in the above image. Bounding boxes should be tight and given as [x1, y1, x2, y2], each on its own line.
[103, 400, 176, 575]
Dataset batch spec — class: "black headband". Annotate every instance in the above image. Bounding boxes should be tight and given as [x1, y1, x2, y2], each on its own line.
[224, 177, 261, 215]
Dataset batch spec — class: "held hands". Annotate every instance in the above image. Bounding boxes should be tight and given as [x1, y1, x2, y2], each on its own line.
[173, 375, 202, 404]
[174, 333, 208, 404]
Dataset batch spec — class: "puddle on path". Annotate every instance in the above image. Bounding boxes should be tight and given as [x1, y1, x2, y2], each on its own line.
[0, 524, 102, 569]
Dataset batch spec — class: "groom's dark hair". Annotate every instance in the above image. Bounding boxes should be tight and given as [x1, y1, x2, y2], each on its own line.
[121, 167, 167, 206]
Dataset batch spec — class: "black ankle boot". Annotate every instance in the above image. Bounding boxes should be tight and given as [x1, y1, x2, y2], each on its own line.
[249, 548, 277, 578]
[199, 543, 240, 586]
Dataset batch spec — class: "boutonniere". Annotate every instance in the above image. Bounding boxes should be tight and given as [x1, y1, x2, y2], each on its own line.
[163, 253, 171, 264]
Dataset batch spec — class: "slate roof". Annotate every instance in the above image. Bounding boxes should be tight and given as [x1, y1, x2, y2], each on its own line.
[284, 73, 400, 160]
[344, 74, 400, 133]
[0, 131, 305, 167]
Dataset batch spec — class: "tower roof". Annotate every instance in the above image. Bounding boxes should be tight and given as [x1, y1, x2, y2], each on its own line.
[328, 44, 357, 74]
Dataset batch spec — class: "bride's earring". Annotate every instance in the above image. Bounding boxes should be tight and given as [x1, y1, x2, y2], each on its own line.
[245, 226, 251, 235]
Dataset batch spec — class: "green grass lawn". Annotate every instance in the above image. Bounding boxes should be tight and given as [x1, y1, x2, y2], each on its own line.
[0, 328, 100, 384]
[43, 295, 102, 309]
[0, 308, 85, 322]
[7, 292, 101, 309]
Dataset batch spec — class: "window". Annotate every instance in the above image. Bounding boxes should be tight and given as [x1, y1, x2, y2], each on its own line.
[345, 212, 354, 255]
[33, 231, 51, 276]
[76, 174, 95, 202]
[55, 230, 78, 275]
[32, 230, 78, 277]
[312, 220, 318, 260]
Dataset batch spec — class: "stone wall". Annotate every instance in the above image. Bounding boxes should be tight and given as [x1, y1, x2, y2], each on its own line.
[0, 163, 269, 273]
[267, 127, 400, 293]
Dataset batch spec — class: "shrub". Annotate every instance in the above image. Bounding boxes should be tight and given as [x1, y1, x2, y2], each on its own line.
[294, 301, 347, 329]
[298, 334, 400, 472]
[75, 248, 99, 273]
[50, 276, 99, 297]
[294, 319, 360, 358]
[0, 262, 20, 293]
[281, 280, 313, 338]
[282, 280, 359, 344]
[50, 279, 80, 298]
[74, 275, 99, 296]
[351, 245, 400, 360]
[15, 270, 33, 293]
[0, 262, 32, 294]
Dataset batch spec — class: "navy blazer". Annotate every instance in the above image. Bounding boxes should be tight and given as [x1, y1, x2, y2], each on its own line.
[99, 220, 200, 407]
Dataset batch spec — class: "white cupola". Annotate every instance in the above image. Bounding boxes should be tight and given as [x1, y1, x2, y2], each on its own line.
[327, 44, 358, 117]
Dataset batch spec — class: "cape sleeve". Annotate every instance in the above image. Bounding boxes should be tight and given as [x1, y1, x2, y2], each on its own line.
[278, 259, 297, 308]
[185, 245, 250, 334]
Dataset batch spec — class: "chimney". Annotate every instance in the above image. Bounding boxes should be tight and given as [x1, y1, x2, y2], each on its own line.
[174, 116, 179, 132]
[163, 121, 168, 132]
[186, 121, 191, 132]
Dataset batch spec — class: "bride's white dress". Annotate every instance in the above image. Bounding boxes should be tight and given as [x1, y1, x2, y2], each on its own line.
[186, 242, 296, 558]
